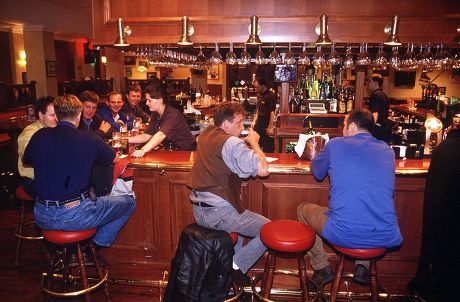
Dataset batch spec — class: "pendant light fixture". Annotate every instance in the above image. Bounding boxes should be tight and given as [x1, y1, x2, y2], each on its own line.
[247, 16, 262, 45]
[177, 16, 194, 46]
[315, 15, 332, 46]
[384, 15, 402, 46]
[113, 18, 131, 47]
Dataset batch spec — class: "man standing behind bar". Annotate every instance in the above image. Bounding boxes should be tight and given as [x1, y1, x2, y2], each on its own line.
[121, 85, 150, 123]
[23, 94, 135, 249]
[367, 73, 391, 142]
[187, 102, 270, 283]
[297, 108, 402, 286]
[252, 78, 277, 152]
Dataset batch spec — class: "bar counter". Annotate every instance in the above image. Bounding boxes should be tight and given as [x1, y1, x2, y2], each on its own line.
[103, 151, 428, 294]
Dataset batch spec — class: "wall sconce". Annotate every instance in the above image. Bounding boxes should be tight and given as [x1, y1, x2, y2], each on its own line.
[384, 15, 402, 46]
[177, 16, 194, 46]
[316, 15, 332, 46]
[101, 56, 107, 64]
[247, 16, 262, 45]
[18, 50, 27, 66]
[113, 18, 131, 47]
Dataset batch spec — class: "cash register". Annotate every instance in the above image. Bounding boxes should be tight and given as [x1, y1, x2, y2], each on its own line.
[308, 102, 328, 114]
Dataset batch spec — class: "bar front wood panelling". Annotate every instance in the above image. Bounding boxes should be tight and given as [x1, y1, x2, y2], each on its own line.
[101, 152, 427, 294]
[93, 0, 460, 45]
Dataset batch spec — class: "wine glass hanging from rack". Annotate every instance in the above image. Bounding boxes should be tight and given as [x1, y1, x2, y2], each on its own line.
[130, 44, 458, 71]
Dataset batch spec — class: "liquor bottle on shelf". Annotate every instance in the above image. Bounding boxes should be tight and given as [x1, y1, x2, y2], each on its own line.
[346, 88, 355, 112]
[329, 98, 338, 113]
[338, 88, 346, 114]
[319, 76, 327, 100]
[289, 85, 298, 113]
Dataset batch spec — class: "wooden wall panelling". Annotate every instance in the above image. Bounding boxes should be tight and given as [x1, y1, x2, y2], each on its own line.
[93, 0, 460, 45]
[167, 171, 195, 251]
[103, 164, 426, 295]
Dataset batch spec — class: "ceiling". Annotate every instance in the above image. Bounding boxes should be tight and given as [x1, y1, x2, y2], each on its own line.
[0, 0, 92, 38]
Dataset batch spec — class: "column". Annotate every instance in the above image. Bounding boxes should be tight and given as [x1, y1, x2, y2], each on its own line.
[23, 26, 57, 97]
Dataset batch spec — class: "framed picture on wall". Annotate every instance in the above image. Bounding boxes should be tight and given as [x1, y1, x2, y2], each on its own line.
[124, 56, 136, 65]
[439, 87, 446, 95]
[208, 65, 219, 80]
[46, 61, 56, 77]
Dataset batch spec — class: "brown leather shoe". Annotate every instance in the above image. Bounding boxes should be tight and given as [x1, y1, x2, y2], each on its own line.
[308, 265, 334, 291]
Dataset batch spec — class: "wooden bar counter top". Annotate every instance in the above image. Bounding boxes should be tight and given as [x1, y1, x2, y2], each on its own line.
[103, 151, 428, 295]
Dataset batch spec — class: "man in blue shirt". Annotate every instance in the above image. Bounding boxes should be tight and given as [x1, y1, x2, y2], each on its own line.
[23, 94, 135, 249]
[297, 108, 402, 287]
[97, 92, 134, 132]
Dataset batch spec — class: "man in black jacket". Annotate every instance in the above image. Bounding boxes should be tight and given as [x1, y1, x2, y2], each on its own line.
[78, 90, 111, 139]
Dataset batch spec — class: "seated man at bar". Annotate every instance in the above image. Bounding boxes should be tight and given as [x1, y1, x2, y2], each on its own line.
[297, 108, 402, 287]
[129, 84, 196, 157]
[121, 85, 150, 123]
[187, 102, 270, 284]
[23, 94, 136, 251]
[17, 96, 57, 198]
[97, 91, 133, 132]
[78, 90, 112, 139]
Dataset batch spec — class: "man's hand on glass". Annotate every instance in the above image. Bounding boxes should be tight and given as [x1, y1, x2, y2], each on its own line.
[99, 121, 111, 133]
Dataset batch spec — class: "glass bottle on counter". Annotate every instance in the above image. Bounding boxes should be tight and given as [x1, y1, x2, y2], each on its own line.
[307, 120, 316, 135]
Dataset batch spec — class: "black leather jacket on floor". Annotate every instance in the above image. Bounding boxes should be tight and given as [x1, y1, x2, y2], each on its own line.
[163, 223, 234, 302]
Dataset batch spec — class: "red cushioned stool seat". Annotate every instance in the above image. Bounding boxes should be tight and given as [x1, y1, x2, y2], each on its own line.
[41, 228, 110, 301]
[15, 185, 34, 201]
[261, 220, 316, 252]
[229, 232, 238, 245]
[43, 229, 97, 244]
[253, 220, 319, 302]
[333, 246, 386, 259]
[14, 185, 42, 267]
[328, 245, 388, 302]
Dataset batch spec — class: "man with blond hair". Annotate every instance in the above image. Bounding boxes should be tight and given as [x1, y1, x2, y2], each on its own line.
[18, 96, 57, 198]
[23, 94, 135, 250]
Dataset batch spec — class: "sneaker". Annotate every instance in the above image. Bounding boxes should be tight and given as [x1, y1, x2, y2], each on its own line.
[352, 264, 370, 285]
[308, 265, 334, 291]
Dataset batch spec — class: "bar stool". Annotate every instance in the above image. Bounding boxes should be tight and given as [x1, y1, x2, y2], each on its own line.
[41, 228, 110, 302]
[327, 246, 387, 302]
[252, 220, 319, 302]
[15, 185, 43, 266]
[226, 232, 243, 302]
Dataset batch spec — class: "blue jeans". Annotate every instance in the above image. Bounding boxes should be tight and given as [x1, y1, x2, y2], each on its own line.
[34, 194, 136, 247]
[193, 204, 270, 274]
